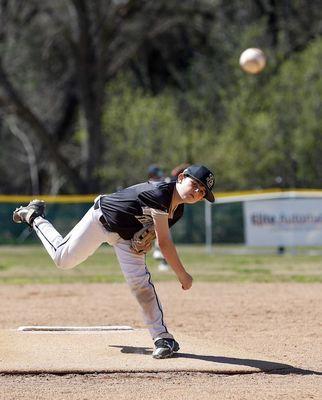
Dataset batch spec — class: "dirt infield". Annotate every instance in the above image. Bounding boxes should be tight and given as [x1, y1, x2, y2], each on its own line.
[0, 282, 321, 399]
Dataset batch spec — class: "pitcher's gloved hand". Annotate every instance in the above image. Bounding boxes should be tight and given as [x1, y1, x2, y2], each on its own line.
[130, 223, 156, 254]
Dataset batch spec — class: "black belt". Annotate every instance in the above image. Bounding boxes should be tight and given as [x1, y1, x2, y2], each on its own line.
[94, 199, 112, 231]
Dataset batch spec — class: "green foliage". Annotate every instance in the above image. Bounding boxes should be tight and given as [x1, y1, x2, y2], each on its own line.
[2, 1, 322, 193]
[271, 39, 322, 187]
[100, 74, 216, 189]
[215, 37, 322, 189]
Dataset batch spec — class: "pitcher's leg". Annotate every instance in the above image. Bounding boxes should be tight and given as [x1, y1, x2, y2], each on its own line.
[33, 217, 63, 260]
[113, 241, 173, 341]
[33, 206, 107, 269]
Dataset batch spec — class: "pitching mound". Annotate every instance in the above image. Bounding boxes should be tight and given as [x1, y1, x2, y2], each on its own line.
[0, 326, 293, 374]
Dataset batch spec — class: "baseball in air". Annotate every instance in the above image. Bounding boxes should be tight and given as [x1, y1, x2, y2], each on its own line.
[239, 48, 266, 74]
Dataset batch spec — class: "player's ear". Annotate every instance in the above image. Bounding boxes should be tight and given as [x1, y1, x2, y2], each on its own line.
[177, 172, 185, 183]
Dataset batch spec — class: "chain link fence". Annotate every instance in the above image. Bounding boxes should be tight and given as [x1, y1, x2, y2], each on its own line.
[0, 199, 244, 245]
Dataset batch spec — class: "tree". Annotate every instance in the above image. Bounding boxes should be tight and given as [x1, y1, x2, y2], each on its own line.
[0, 0, 217, 193]
[215, 37, 322, 189]
[1, 0, 322, 194]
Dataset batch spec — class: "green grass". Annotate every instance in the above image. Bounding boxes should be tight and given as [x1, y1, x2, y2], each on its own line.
[0, 244, 321, 284]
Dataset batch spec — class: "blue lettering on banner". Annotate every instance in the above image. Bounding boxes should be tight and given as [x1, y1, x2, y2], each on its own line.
[251, 214, 276, 226]
[250, 213, 322, 227]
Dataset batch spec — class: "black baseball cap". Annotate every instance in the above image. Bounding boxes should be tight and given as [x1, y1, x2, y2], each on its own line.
[183, 165, 215, 203]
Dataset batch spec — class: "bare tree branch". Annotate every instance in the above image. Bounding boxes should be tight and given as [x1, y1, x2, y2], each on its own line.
[7, 118, 40, 195]
[0, 57, 86, 191]
[70, 0, 106, 190]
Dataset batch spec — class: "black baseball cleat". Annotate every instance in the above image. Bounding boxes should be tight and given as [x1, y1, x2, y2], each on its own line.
[12, 199, 46, 227]
[152, 338, 180, 359]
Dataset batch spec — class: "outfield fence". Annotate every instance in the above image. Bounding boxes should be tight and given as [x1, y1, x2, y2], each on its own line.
[0, 194, 243, 245]
[3, 189, 322, 247]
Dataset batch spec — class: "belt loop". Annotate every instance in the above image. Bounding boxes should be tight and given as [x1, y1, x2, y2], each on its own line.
[94, 195, 102, 210]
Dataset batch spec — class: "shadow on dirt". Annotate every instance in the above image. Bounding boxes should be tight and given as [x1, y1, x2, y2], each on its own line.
[109, 345, 322, 375]
[110, 345, 152, 355]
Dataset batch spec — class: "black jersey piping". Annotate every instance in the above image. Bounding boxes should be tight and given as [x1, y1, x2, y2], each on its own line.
[33, 222, 57, 251]
[57, 237, 71, 249]
[144, 258, 168, 334]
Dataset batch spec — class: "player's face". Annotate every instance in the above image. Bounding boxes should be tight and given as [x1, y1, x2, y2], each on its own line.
[177, 176, 206, 204]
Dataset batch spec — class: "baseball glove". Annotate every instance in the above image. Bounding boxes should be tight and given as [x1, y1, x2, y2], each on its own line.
[130, 223, 156, 254]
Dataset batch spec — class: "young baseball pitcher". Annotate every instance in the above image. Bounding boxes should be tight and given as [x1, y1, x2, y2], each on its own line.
[13, 165, 215, 359]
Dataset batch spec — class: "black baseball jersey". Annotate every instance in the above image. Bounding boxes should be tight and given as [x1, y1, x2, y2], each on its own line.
[99, 181, 184, 240]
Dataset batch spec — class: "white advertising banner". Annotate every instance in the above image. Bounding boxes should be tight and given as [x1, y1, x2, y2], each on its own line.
[244, 199, 322, 246]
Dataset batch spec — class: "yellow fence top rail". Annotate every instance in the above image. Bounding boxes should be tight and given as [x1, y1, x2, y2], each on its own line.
[216, 188, 322, 198]
[214, 189, 322, 203]
[0, 195, 97, 203]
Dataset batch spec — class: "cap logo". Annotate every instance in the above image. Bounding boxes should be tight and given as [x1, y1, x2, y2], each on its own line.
[206, 174, 214, 189]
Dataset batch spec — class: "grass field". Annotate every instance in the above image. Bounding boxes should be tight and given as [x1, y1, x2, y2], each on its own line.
[0, 244, 322, 284]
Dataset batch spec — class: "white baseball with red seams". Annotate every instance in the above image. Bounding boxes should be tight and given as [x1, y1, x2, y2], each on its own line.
[239, 48, 266, 74]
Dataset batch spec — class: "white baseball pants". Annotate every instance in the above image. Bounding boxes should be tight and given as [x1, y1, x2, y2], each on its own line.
[32, 202, 173, 342]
